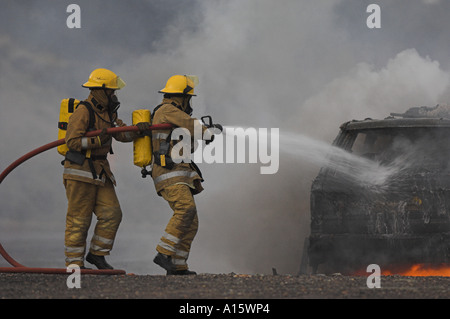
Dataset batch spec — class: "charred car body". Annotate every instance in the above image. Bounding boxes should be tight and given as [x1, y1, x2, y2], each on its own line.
[303, 105, 450, 274]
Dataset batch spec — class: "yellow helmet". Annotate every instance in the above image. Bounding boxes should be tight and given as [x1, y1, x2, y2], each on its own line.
[159, 75, 198, 96]
[82, 68, 126, 90]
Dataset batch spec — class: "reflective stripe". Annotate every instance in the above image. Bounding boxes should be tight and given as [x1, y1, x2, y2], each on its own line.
[64, 168, 106, 183]
[157, 240, 176, 253]
[153, 132, 169, 140]
[66, 256, 84, 263]
[90, 243, 111, 253]
[172, 258, 187, 266]
[64, 168, 93, 179]
[92, 234, 114, 246]
[162, 232, 180, 244]
[153, 170, 198, 184]
[156, 243, 189, 260]
[81, 137, 89, 150]
[157, 238, 189, 260]
[174, 249, 189, 259]
[65, 246, 85, 254]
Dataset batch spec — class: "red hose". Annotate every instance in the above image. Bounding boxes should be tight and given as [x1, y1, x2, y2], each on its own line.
[0, 124, 172, 184]
[0, 124, 172, 275]
[0, 265, 126, 275]
[0, 243, 25, 267]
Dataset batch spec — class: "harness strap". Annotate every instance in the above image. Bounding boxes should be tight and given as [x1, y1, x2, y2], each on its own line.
[63, 101, 104, 179]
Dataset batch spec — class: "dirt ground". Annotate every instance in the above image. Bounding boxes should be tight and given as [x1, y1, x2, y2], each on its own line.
[0, 272, 448, 299]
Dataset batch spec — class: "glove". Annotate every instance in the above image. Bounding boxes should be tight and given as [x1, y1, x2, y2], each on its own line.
[98, 128, 110, 145]
[136, 122, 151, 132]
[115, 119, 126, 127]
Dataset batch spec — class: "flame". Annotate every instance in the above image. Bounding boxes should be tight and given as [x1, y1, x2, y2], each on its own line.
[351, 263, 450, 277]
[381, 264, 450, 277]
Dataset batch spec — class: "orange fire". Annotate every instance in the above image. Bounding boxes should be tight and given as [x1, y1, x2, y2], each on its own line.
[381, 264, 450, 277]
[351, 263, 450, 277]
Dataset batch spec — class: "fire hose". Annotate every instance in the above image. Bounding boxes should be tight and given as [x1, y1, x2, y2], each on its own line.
[0, 124, 172, 275]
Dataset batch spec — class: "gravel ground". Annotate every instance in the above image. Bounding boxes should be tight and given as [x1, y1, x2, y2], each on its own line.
[0, 272, 449, 299]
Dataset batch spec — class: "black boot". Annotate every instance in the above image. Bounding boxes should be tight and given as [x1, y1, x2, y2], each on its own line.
[153, 253, 196, 275]
[86, 252, 114, 269]
[153, 253, 176, 272]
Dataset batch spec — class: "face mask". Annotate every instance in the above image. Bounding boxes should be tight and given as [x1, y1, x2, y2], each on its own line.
[184, 96, 193, 116]
[106, 90, 120, 113]
[185, 101, 193, 116]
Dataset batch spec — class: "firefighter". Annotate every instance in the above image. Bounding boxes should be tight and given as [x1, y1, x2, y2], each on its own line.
[63, 68, 146, 269]
[149, 75, 222, 275]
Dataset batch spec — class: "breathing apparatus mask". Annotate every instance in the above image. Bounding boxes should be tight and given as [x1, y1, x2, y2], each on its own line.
[185, 96, 193, 116]
[106, 90, 121, 114]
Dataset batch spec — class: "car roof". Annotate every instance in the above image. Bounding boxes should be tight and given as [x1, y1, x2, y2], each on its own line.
[341, 117, 450, 131]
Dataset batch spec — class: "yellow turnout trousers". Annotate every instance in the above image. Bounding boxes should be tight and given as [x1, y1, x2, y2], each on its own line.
[156, 184, 198, 271]
[64, 178, 122, 267]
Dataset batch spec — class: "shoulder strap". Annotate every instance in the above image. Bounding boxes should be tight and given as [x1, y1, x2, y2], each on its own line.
[152, 101, 183, 119]
[151, 103, 164, 121]
[77, 101, 96, 131]
[79, 101, 115, 154]
[151, 103, 176, 146]
[68, 98, 76, 113]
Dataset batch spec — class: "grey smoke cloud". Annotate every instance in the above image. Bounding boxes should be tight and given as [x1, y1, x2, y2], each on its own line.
[1, 0, 450, 275]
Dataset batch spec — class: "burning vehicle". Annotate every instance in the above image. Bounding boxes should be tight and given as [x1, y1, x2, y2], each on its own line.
[301, 105, 450, 274]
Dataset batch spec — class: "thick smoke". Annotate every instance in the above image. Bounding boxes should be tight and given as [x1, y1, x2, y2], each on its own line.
[299, 49, 450, 140]
[1, 1, 450, 275]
